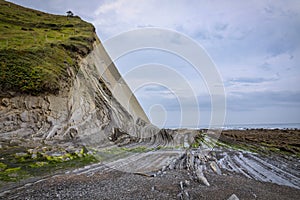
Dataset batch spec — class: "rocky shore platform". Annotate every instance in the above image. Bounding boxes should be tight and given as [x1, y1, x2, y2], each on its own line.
[1, 129, 299, 200]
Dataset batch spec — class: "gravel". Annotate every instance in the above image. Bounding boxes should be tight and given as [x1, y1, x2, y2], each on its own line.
[2, 168, 299, 200]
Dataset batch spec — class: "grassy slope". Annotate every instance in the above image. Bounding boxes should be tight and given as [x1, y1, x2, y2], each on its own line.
[0, 0, 96, 95]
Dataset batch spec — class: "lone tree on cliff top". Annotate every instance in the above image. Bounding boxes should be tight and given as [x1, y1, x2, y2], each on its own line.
[66, 11, 74, 17]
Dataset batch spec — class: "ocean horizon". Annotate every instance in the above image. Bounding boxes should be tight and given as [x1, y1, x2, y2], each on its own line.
[167, 123, 300, 130]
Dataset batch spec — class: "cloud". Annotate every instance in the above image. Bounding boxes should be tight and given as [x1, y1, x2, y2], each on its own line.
[228, 77, 279, 84]
[7, 0, 103, 21]
[227, 90, 300, 111]
[135, 86, 212, 127]
[6, 0, 300, 126]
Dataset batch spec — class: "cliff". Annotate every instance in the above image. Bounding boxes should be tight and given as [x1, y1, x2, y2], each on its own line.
[0, 0, 161, 152]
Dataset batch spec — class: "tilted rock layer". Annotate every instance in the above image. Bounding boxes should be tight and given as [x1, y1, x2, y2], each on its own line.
[0, 0, 186, 152]
[0, 39, 161, 150]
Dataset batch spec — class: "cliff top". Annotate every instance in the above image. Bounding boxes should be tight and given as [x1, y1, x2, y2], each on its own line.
[0, 0, 96, 96]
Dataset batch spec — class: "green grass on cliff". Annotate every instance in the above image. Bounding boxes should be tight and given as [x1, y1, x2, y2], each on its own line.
[0, 0, 96, 95]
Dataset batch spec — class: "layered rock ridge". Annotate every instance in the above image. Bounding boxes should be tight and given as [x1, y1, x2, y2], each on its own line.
[0, 39, 168, 151]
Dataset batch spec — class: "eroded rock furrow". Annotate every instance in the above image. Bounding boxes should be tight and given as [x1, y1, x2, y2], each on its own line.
[216, 150, 300, 189]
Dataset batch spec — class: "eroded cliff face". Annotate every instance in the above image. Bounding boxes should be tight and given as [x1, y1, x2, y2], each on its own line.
[0, 39, 162, 151]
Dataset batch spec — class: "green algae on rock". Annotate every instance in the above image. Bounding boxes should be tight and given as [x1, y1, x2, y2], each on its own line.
[0, 146, 97, 183]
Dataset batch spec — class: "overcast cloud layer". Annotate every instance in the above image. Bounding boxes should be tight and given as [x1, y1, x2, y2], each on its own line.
[8, 0, 300, 127]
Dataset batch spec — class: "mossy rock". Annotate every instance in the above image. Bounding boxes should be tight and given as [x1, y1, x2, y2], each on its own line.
[0, 167, 28, 182]
[0, 162, 7, 171]
[29, 161, 48, 168]
[0, 146, 98, 182]
[4, 167, 21, 173]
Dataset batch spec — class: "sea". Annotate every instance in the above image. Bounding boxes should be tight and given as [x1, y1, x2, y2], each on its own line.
[168, 123, 300, 130]
[221, 123, 300, 130]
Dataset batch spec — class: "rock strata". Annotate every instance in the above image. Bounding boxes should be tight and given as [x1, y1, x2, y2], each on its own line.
[0, 40, 162, 152]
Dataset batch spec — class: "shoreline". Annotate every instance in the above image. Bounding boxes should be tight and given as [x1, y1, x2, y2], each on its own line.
[1, 129, 299, 199]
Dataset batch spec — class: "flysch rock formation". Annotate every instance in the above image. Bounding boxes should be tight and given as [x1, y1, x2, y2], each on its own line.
[0, 38, 173, 152]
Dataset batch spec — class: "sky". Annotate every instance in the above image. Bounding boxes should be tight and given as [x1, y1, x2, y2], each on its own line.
[7, 0, 300, 128]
